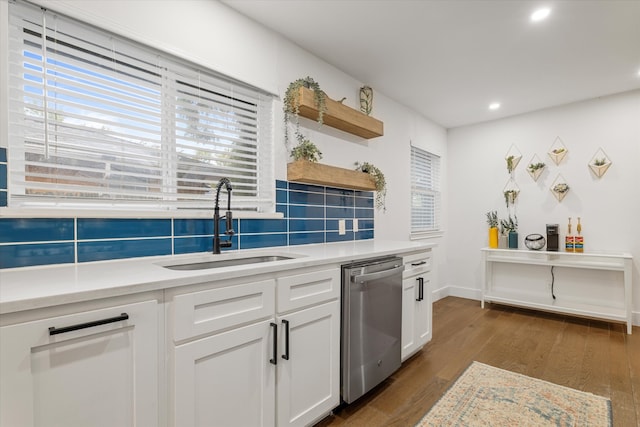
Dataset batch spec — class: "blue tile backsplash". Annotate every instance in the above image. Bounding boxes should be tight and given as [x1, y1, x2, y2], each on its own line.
[0, 148, 7, 207]
[0, 179, 374, 268]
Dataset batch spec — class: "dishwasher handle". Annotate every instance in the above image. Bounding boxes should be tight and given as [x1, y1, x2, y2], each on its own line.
[351, 264, 404, 283]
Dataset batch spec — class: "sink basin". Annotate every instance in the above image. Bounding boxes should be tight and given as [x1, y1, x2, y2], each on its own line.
[163, 255, 296, 271]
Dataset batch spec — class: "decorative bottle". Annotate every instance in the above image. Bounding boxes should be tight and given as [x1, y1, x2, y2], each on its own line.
[574, 217, 584, 253]
[565, 217, 574, 252]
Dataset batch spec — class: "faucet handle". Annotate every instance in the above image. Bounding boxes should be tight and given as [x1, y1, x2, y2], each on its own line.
[220, 240, 233, 248]
[225, 211, 234, 235]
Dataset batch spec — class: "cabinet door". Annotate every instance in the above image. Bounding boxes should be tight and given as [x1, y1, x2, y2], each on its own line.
[401, 276, 419, 360]
[276, 300, 340, 427]
[414, 273, 432, 348]
[0, 300, 158, 427]
[173, 319, 276, 427]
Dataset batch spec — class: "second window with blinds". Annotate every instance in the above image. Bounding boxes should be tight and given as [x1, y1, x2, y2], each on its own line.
[410, 145, 442, 237]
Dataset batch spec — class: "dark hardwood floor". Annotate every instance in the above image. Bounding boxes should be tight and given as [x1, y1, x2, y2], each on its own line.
[315, 296, 640, 426]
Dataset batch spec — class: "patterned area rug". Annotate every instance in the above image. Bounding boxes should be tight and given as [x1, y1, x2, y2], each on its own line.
[417, 361, 611, 427]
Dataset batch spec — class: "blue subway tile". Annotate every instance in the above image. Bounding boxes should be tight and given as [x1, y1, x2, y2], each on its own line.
[78, 238, 172, 262]
[289, 190, 325, 206]
[289, 232, 325, 246]
[326, 207, 354, 219]
[355, 230, 374, 240]
[0, 218, 74, 243]
[276, 180, 288, 189]
[174, 236, 213, 254]
[355, 190, 374, 198]
[276, 203, 288, 217]
[326, 219, 352, 232]
[355, 208, 374, 219]
[0, 191, 6, 207]
[174, 219, 214, 236]
[289, 219, 324, 232]
[0, 164, 6, 189]
[240, 219, 287, 234]
[326, 193, 354, 208]
[0, 243, 74, 269]
[289, 182, 324, 193]
[78, 218, 171, 240]
[326, 231, 354, 243]
[276, 189, 287, 204]
[326, 187, 354, 197]
[0, 147, 6, 163]
[357, 219, 375, 230]
[239, 233, 287, 250]
[289, 205, 324, 219]
[355, 196, 374, 209]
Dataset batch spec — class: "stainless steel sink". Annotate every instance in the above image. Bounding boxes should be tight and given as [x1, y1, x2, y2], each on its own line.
[162, 255, 296, 271]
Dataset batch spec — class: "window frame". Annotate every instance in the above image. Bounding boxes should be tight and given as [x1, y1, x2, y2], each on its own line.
[410, 145, 442, 238]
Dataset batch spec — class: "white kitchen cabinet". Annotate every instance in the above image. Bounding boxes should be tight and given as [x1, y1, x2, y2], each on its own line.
[276, 300, 340, 427]
[0, 299, 159, 427]
[401, 251, 433, 361]
[168, 267, 341, 427]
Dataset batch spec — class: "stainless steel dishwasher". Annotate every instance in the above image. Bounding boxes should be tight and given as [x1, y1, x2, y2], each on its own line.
[341, 257, 404, 404]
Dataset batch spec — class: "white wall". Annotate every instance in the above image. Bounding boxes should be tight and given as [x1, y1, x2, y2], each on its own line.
[447, 90, 640, 322]
[16, 0, 448, 279]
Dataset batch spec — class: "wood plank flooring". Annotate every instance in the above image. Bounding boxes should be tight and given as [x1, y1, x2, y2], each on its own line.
[315, 296, 640, 427]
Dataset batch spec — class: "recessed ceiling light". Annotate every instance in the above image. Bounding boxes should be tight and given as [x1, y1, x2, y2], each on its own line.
[489, 103, 501, 110]
[531, 8, 551, 22]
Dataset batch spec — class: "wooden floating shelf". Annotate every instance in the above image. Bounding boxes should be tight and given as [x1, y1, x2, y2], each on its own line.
[294, 87, 384, 139]
[287, 160, 376, 191]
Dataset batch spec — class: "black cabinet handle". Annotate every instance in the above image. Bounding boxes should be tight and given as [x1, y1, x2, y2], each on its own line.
[269, 322, 278, 365]
[416, 277, 424, 302]
[49, 313, 129, 336]
[411, 261, 427, 266]
[282, 319, 290, 360]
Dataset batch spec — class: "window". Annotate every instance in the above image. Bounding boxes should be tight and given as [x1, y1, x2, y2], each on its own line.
[7, 2, 273, 211]
[410, 145, 441, 236]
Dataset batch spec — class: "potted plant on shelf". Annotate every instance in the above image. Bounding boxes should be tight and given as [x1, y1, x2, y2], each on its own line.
[290, 138, 322, 163]
[500, 215, 519, 249]
[283, 76, 327, 146]
[355, 162, 386, 211]
[486, 210, 499, 249]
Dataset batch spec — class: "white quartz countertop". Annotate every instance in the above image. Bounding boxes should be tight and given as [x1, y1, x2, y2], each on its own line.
[0, 240, 434, 314]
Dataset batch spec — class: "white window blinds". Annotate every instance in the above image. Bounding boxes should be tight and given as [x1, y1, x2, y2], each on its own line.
[410, 145, 441, 234]
[7, 2, 274, 211]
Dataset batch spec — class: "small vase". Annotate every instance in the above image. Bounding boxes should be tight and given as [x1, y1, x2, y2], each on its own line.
[508, 232, 519, 249]
[489, 227, 499, 248]
[359, 86, 373, 115]
[499, 235, 508, 249]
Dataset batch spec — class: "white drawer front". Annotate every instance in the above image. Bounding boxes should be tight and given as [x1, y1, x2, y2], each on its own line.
[173, 279, 275, 342]
[403, 251, 432, 277]
[277, 269, 340, 314]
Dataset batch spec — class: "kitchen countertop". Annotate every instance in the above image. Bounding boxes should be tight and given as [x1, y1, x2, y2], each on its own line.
[0, 240, 434, 315]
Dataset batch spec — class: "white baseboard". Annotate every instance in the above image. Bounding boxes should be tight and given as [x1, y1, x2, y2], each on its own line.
[432, 285, 639, 329]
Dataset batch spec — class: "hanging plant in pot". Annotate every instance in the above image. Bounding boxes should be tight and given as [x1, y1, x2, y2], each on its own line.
[355, 161, 387, 211]
[283, 76, 327, 147]
[290, 138, 322, 163]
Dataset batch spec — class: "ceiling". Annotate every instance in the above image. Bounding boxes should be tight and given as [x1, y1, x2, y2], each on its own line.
[221, 0, 640, 129]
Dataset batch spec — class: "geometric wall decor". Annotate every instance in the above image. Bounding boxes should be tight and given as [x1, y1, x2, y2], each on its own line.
[588, 147, 612, 178]
[548, 136, 568, 165]
[550, 173, 570, 202]
[526, 153, 546, 182]
[505, 144, 522, 174]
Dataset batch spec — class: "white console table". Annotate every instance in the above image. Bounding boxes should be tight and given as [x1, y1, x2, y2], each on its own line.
[481, 248, 633, 334]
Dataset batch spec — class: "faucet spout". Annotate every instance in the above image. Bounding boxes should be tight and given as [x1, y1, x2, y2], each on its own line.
[213, 178, 234, 254]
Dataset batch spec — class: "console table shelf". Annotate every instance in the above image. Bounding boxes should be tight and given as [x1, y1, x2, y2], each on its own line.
[481, 248, 633, 334]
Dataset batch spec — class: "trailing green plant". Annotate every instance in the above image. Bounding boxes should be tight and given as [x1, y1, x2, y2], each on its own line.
[500, 215, 518, 233]
[486, 211, 498, 228]
[527, 162, 545, 172]
[506, 155, 516, 174]
[355, 161, 387, 211]
[503, 190, 519, 207]
[283, 76, 327, 146]
[290, 138, 322, 162]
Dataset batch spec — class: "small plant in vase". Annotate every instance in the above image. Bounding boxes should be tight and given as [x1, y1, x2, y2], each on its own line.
[527, 161, 546, 181]
[486, 210, 499, 248]
[283, 77, 327, 147]
[500, 215, 519, 249]
[355, 162, 387, 211]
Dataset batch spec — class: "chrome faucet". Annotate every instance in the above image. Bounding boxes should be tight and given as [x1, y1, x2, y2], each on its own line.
[213, 178, 234, 254]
